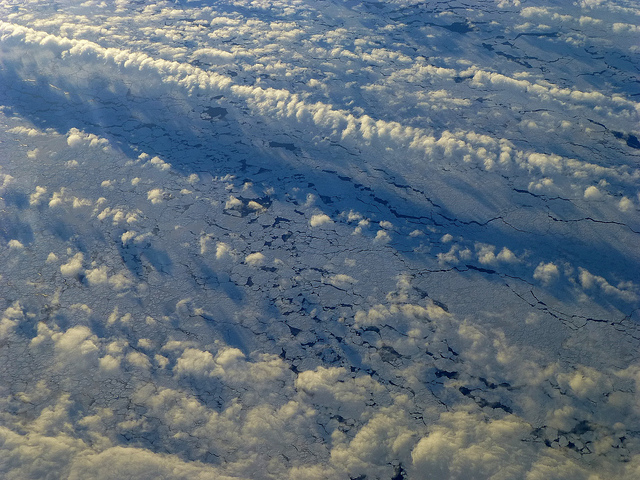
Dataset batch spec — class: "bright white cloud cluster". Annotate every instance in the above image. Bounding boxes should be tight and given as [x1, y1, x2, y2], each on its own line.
[0, 0, 638, 478]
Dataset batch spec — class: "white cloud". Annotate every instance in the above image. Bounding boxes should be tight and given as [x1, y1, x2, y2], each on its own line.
[29, 186, 47, 206]
[225, 195, 242, 210]
[247, 200, 264, 212]
[618, 196, 633, 212]
[584, 185, 602, 199]
[1, 4, 639, 479]
[86, 266, 109, 285]
[325, 274, 358, 288]
[66, 128, 110, 149]
[309, 213, 332, 227]
[148, 156, 170, 171]
[147, 188, 165, 204]
[497, 247, 517, 263]
[245, 252, 265, 266]
[7, 239, 24, 250]
[533, 262, 559, 285]
[296, 366, 384, 417]
[578, 268, 637, 301]
[67, 446, 238, 480]
[108, 271, 133, 291]
[374, 230, 391, 243]
[60, 253, 84, 277]
[215, 242, 232, 260]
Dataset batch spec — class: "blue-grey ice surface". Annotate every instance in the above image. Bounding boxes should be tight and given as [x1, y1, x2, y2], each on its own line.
[0, 1, 639, 478]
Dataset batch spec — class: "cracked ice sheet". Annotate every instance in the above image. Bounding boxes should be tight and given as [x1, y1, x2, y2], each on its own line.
[0, 0, 639, 479]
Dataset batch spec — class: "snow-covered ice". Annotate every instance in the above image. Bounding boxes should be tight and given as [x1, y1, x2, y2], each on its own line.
[0, 0, 639, 478]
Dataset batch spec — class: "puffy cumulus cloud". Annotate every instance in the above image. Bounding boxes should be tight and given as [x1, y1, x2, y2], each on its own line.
[411, 410, 528, 478]
[97, 207, 141, 225]
[51, 325, 99, 358]
[475, 243, 518, 265]
[7, 125, 42, 136]
[618, 196, 633, 212]
[533, 261, 559, 285]
[309, 213, 333, 227]
[66, 128, 110, 149]
[528, 177, 554, 192]
[330, 398, 416, 478]
[67, 446, 243, 480]
[612, 22, 640, 34]
[324, 274, 358, 288]
[174, 347, 288, 386]
[0, 169, 13, 191]
[85, 265, 109, 285]
[408, 409, 596, 479]
[584, 185, 603, 199]
[520, 6, 551, 17]
[247, 200, 265, 212]
[224, 195, 242, 210]
[0, 425, 85, 480]
[48, 188, 92, 209]
[7, 239, 24, 250]
[147, 155, 171, 171]
[60, 252, 84, 277]
[191, 47, 239, 65]
[354, 300, 449, 327]
[215, 242, 232, 260]
[374, 230, 391, 243]
[437, 244, 472, 265]
[108, 270, 134, 291]
[29, 185, 47, 206]
[1, 4, 638, 479]
[245, 252, 265, 266]
[578, 267, 638, 301]
[0, 301, 26, 339]
[557, 366, 612, 400]
[147, 188, 165, 204]
[296, 366, 385, 418]
[198, 233, 214, 255]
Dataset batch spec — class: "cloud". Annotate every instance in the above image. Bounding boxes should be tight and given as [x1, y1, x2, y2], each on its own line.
[60, 253, 84, 277]
[475, 243, 518, 265]
[147, 188, 165, 204]
[108, 271, 133, 291]
[533, 262, 559, 285]
[325, 274, 358, 288]
[309, 213, 332, 227]
[215, 242, 232, 259]
[148, 156, 171, 171]
[584, 185, 602, 199]
[66, 128, 110, 149]
[578, 267, 637, 301]
[374, 230, 391, 243]
[7, 239, 24, 250]
[67, 446, 244, 480]
[1, 4, 639, 479]
[618, 196, 633, 212]
[407, 409, 596, 479]
[85, 265, 109, 285]
[225, 195, 242, 210]
[29, 186, 47, 206]
[245, 252, 265, 266]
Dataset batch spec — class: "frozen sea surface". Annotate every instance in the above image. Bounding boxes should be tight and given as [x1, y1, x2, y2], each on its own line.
[0, 1, 639, 478]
